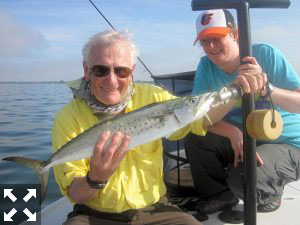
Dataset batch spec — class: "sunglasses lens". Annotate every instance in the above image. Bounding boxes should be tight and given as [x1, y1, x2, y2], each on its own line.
[92, 65, 110, 77]
[114, 67, 132, 78]
[90, 65, 132, 78]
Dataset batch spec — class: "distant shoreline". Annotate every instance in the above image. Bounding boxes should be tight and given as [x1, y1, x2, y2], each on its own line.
[0, 81, 65, 84]
[0, 80, 153, 84]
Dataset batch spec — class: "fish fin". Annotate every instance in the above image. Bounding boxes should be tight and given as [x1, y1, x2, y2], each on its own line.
[131, 101, 172, 116]
[2, 156, 49, 204]
[164, 133, 173, 139]
[65, 78, 83, 91]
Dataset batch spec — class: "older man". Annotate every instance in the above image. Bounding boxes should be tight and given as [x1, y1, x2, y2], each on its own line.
[52, 29, 266, 225]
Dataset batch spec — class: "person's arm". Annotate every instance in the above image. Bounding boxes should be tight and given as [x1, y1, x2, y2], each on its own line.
[68, 176, 99, 204]
[240, 55, 300, 113]
[202, 67, 266, 166]
[208, 120, 242, 141]
[263, 87, 300, 113]
[243, 46, 300, 113]
[207, 120, 263, 166]
[204, 69, 267, 126]
[69, 131, 131, 204]
[203, 99, 236, 126]
[208, 120, 243, 166]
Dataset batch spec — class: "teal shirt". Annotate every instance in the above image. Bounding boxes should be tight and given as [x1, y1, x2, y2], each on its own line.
[193, 43, 300, 149]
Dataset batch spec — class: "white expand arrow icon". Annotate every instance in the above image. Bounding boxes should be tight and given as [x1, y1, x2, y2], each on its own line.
[23, 189, 36, 202]
[4, 208, 17, 221]
[23, 208, 36, 221]
[4, 189, 17, 202]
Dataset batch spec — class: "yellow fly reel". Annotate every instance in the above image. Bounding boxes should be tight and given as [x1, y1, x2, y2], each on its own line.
[246, 109, 283, 140]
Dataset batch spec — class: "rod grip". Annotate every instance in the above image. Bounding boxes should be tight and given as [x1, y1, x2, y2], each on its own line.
[217, 83, 243, 103]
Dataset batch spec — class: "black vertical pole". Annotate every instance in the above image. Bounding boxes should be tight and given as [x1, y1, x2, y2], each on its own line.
[236, 3, 257, 225]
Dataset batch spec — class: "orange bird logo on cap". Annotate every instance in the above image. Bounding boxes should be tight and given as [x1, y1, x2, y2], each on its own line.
[201, 13, 213, 25]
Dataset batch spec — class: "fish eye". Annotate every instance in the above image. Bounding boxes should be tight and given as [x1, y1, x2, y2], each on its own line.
[190, 98, 196, 104]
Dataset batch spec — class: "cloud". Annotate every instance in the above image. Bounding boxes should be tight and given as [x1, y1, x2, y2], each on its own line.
[253, 25, 296, 42]
[0, 8, 48, 59]
[137, 42, 200, 77]
[129, 19, 200, 79]
[252, 24, 300, 75]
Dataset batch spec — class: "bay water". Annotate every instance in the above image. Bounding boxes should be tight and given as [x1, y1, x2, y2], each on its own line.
[0, 83, 72, 208]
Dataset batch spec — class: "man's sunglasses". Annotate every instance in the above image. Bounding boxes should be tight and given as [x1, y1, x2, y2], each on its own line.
[89, 65, 132, 78]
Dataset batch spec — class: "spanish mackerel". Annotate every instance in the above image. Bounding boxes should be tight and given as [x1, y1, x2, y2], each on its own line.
[2, 85, 240, 204]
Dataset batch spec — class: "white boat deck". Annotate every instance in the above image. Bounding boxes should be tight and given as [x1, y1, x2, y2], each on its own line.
[21, 180, 300, 225]
[202, 180, 300, 225]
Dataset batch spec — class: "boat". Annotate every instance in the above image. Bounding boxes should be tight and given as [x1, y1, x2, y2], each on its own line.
[20, 71, 300, 225]
[23, 180, 300, 225]
[18, 0, 300, 223]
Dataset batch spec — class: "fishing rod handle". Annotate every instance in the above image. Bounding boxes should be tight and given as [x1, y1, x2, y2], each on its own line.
[217, 83, 243, 103]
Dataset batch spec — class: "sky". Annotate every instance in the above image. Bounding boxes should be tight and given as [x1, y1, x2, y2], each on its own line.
[0, 0, 300, 82]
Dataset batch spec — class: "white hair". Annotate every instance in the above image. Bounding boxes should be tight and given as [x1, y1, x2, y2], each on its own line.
[82, 29, 139, 64]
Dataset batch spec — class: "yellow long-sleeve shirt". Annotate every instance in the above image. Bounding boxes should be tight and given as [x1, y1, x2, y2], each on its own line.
[52, 82, 206, 213]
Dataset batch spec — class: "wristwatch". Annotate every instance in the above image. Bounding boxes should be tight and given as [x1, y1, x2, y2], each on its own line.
[262, 83, 274, 99]
[86, 172, 107, 189]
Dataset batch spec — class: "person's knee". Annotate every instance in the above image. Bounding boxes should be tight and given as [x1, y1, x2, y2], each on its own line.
[183, 132, 202, 155]
[183, 132, 197, 146]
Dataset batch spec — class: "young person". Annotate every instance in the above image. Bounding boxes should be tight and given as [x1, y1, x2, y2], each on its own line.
[184, 9, 300, 214]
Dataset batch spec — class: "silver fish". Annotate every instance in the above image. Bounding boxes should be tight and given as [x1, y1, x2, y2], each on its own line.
[2, 92, 218, 204]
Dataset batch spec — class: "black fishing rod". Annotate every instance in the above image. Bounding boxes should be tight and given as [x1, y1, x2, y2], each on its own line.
[191, 1, 290, 225]
[87, 0, 154, 77]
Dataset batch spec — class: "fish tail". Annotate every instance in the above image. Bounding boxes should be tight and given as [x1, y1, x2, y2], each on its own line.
[2, 156, 49, 204]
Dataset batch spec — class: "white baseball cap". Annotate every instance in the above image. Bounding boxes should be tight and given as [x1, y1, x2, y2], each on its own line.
[194, 9, 235, 45]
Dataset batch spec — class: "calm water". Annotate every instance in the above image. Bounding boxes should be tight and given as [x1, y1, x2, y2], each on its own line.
[0, 83, 73, 208]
